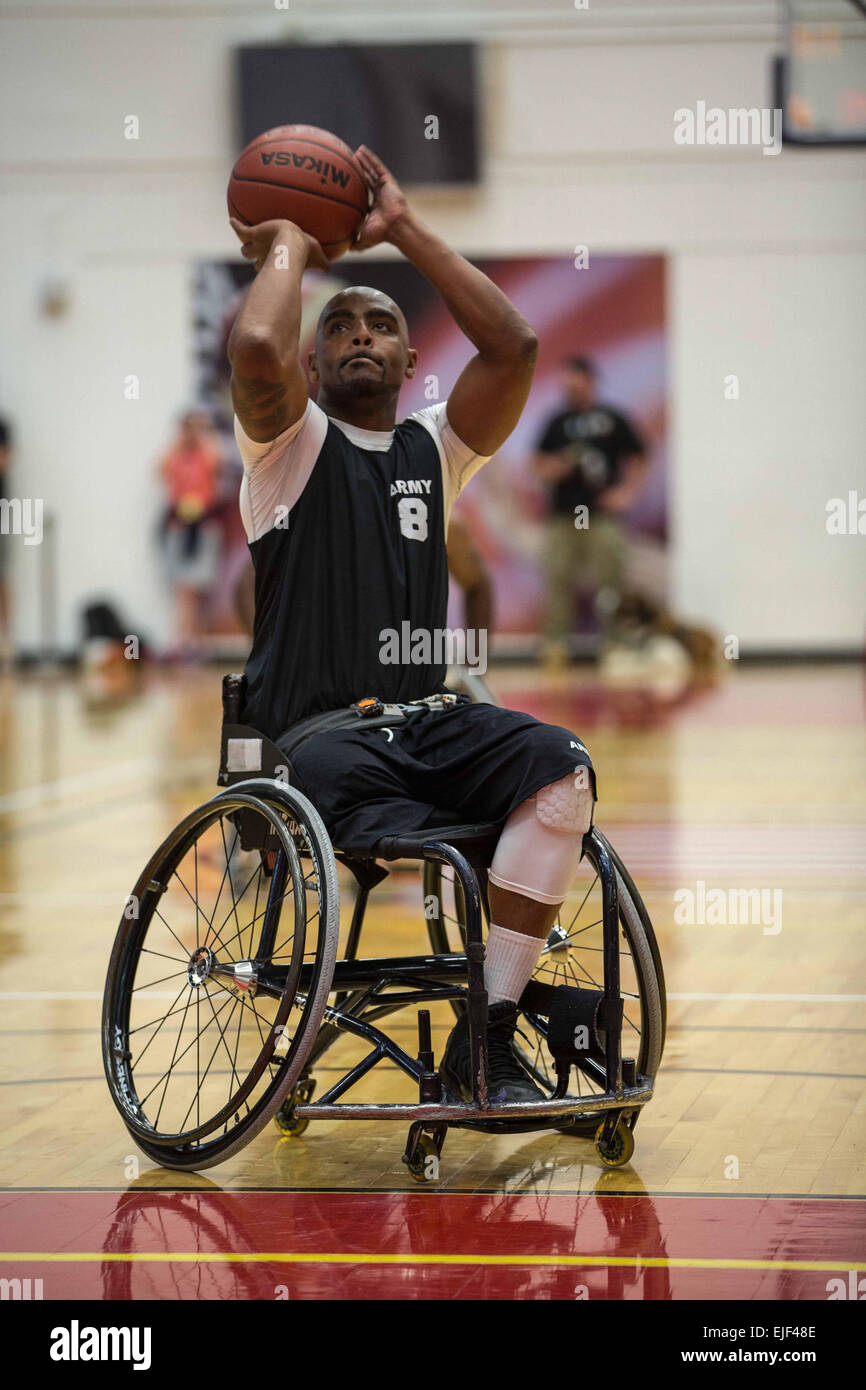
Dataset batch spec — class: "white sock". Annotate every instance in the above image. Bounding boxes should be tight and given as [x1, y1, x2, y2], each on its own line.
[484, 922, 544, 1005]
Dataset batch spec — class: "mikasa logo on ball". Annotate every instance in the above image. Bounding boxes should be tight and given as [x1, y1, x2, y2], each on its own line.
[260, 151, 353, 188]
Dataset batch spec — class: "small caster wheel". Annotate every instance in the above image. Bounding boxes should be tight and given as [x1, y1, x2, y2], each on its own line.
[274, 1103, 309, 1138]
[595, 1117, 635, 1168]
[274, 1077, 315, 1137]
[406, 1133, 440, 1184]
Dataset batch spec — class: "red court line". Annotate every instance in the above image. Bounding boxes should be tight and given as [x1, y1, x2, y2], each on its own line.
[1, 1191, 863, 1301]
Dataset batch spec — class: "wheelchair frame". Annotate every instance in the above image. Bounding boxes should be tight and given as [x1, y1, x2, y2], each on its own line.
[212, 676, 663, 1174]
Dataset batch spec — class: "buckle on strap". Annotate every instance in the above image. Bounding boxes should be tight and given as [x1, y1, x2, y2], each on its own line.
[351, 697, 385, 718]
[408, 693, 462, 712]
[350, 693, 467, 723]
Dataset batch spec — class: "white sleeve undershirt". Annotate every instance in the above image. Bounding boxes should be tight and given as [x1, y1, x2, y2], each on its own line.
[235, 398, 491, 543]
[405, 401, 492, 529]
[235, 401, 328, 544]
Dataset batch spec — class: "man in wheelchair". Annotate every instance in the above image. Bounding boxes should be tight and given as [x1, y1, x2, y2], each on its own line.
[228, 145, 597, 1107]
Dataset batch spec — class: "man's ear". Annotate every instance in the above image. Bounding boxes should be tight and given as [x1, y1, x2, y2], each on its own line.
[307, 349, 319, 383]
[404, 347, 418, 381]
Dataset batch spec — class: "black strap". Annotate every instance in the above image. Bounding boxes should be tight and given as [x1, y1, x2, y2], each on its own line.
[276, 702, 415, 761]
[276, 707, 376, 761]
[276, 692, 472, 763]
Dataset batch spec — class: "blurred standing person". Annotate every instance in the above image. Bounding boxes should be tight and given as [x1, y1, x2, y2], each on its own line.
[533, 358, 647, 662]
[158, 409, 223, 659]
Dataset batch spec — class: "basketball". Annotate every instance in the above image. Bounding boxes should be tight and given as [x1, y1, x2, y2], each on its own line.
[227, 124, 368, 259]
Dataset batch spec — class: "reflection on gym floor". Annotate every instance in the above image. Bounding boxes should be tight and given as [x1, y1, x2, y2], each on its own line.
[0, 663, 864, 1298]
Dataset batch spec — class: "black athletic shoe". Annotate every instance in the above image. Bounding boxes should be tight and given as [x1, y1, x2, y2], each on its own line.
[440, 1000, 547, 1105]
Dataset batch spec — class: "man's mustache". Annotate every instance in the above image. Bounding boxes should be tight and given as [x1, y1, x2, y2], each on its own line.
[340, 350, 384, 367]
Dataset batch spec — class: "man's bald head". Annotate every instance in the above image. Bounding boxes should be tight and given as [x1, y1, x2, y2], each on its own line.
[316, 286, 409, 345]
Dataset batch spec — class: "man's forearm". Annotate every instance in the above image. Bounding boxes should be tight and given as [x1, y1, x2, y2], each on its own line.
[228, 221, 313, 440]
[534, 450, 573, 483]
[390, 214, 535, 361]
[598, 456, 648, 510]
[228, 223, 307, 370]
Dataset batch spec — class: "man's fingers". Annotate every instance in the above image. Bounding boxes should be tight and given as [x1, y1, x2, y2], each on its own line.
[356, 143, 386, 170]
[355, 159, 377, 191]
[229, 216, 252, 241]
[355, 144, 390, 185]
[352, 215, 380, 251]
[299, 231, 329, 269]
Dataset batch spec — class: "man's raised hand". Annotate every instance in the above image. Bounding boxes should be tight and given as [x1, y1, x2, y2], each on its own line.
[352, 146, 410, 251]
[229, 217, 331, 274]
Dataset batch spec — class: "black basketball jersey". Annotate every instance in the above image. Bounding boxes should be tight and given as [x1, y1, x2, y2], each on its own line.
[242, 414, 449, 739]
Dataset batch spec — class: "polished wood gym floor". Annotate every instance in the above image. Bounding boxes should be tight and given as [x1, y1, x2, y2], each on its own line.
[0, 661, 864, 1298]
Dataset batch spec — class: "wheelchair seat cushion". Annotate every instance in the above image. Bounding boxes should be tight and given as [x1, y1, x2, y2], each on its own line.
[355, 818, 503, 863]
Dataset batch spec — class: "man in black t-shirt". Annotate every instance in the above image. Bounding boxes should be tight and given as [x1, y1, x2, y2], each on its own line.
[534, 357, 647, 658]
[228, 147, 599, 1105]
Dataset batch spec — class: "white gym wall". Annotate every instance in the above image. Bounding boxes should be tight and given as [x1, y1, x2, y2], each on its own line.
[0, 0, 863, 652]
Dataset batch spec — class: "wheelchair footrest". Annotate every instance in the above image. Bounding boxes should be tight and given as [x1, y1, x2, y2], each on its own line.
[544, 984, 608, 1065]
[295, 1084, 653, 1124]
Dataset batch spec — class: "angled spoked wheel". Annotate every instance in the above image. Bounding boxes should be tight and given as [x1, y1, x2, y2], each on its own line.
[517, 831, 665, 1133]
[102, 781, 339, 1170]
[423, 830, 665, 1137]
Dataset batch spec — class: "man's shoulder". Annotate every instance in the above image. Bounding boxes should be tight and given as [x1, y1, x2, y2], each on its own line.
[596, 402, 634, 428]
[596, 403, 644, 448]
[537, 408, 573, 444]
[400, 401, 449, 433]
[398, 402, 451, 460]
[233, 399, 329, 471]
[543, 407, 574, 430]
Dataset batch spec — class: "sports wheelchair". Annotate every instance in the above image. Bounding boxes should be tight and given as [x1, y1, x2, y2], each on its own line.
[102, 675, 665, 1179]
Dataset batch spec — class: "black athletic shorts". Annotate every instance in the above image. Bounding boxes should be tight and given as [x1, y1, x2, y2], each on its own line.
[288, 702, 596, 850]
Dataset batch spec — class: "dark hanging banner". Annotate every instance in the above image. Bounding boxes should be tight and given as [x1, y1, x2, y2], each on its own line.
[236, 43, 480, 185]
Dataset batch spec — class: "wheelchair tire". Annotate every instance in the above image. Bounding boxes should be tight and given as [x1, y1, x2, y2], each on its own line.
[102, 781, 339, 1170]
[596, 829, 667, 1048]
[422, 832, 664, 1135]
